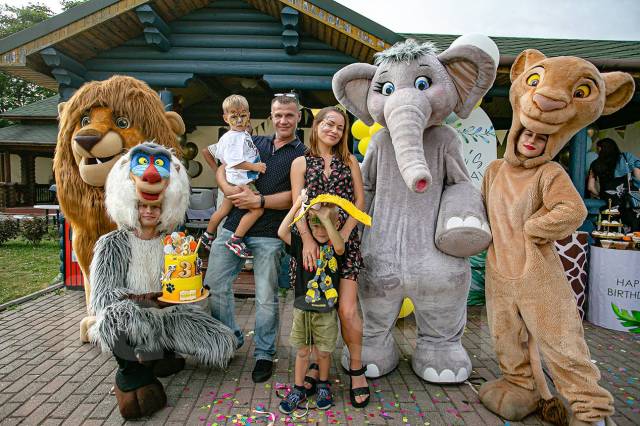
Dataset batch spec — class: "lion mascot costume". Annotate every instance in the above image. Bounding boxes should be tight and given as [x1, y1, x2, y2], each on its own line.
[480, 50, 634, 425]
[89, 141, 236, 420]
[53, 76, 183, 340]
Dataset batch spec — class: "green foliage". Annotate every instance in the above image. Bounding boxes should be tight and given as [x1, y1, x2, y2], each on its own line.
[611, 303, 640, 334]
[0, 217, 20, 245]
[61, 0, 89, 11]
[0, 3, 53, 38]
[20, 217, 48, 245]
[0, 3, 57, 127]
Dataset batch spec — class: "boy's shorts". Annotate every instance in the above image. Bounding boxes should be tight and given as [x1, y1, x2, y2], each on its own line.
[290, 308, 338, 353]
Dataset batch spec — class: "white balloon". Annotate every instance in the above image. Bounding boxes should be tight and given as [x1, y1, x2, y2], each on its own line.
[450, 34, 500, 72]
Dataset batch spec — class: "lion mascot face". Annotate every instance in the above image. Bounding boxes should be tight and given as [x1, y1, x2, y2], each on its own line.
[53, 75, 185, 315]
[504, 49, 635, 168]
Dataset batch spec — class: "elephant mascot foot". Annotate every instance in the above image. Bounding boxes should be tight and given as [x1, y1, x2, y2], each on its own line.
[114, 379, 167, 420]
[479, 378, 541, 421]
[412, 341, 472, 383]
[341, 342, 399, 378]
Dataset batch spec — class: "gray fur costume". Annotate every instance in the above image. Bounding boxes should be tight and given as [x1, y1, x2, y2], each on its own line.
[89, 228, 235, 368]
[87, 142, 235, 419]
[332, 36, 498, 383]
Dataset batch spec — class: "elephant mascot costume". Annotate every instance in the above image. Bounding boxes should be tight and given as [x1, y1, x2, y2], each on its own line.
[332, 35, 498, 382]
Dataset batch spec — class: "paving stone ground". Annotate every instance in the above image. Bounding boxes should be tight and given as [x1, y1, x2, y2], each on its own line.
[0, 289, 638, 426]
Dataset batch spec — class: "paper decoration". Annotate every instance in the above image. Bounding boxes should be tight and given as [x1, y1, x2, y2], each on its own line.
[445, 107, 497, 188]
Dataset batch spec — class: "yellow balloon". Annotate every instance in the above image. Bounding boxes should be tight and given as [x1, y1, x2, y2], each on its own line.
[358, 136, 371, 156]
[311, 108, 321, 117]
[398, 298, 414, 319]
[352, 119, 370, 140]
[369, 122, 383, 136]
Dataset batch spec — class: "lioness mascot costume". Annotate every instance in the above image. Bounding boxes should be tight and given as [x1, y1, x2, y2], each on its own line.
[53, 76, 184, 335]
[480, 50, 634, 425]
[89, 142, 236, 420]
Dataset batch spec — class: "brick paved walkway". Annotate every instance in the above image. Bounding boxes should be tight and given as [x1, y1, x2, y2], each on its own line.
[0, 290, 638, 425]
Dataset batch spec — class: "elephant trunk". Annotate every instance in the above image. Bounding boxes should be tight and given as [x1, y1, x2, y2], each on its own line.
[385, 100, 431, 193]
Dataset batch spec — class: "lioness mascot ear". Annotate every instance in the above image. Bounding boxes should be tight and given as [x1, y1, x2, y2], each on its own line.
[88, 142, 236, 420]
[479, 50, 634, 426]
[53, 75, 184, 342]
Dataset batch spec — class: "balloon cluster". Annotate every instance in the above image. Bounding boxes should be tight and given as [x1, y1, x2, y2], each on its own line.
[177, 134, 203, 178]
[351, 120, 384, 156]
[163, 232, 198, 255]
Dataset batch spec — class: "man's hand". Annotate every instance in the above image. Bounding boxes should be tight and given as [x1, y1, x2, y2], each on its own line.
[228, 186, 260, 209]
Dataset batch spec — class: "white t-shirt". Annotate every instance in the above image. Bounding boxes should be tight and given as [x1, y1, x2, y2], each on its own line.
[208, 130, 261, 185]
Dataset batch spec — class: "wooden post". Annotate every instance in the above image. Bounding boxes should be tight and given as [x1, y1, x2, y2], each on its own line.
[569, 128, 588, 198]
[20, 153, 35, 205]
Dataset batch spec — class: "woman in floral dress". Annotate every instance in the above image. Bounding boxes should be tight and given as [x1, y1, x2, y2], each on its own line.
[289, 106, 369, 408]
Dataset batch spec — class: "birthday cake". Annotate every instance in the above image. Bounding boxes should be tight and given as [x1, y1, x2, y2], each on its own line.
[160, 232, 206, 303]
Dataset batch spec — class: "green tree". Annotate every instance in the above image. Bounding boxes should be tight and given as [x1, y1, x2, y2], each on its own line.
[0, 3, 56, 127]
[60, 0, 89, 11]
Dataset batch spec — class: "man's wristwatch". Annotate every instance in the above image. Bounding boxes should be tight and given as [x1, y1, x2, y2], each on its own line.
[259, 193, 265, 208]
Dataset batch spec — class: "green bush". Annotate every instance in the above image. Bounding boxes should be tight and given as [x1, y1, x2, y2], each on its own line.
[0, 217, 19, 245]
[21, 217, 48, 245]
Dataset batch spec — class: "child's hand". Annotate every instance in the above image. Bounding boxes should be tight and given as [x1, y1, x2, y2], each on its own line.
[315, 205, 333, 222]
[256, 162, 267, 174]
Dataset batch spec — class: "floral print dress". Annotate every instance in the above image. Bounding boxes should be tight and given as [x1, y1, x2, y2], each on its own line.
[290, 153, 363, 283]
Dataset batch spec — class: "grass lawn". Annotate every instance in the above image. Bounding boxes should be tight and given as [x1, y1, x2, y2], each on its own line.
[0, 238, 61, 305]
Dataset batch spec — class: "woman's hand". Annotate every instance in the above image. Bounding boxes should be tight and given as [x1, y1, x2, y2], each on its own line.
[301, 235, 319, 271]
[339, 227, 351, 243]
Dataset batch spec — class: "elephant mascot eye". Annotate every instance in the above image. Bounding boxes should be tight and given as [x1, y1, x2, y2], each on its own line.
[374, 81, 396, 96]
[415, 76, 432, 91]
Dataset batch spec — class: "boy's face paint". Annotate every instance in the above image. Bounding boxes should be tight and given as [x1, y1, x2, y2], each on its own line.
[224, 108, 251, 131]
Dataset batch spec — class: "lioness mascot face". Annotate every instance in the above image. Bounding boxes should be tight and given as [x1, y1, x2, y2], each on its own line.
[504, 49, 635, 168]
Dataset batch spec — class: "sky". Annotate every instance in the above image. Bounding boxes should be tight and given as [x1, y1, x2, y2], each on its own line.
[2, 0, 640, 41]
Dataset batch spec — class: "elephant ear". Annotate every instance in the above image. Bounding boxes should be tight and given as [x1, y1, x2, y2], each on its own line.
[438, 44, 498, 119]
[332, 63, 377, 125]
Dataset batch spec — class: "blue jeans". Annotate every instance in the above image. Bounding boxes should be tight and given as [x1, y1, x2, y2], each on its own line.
[278, 250, 291, 289]
[206, 228, 283, 361]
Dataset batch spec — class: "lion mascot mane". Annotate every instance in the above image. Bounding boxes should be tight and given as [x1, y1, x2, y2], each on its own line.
[53, 75, 184, 339]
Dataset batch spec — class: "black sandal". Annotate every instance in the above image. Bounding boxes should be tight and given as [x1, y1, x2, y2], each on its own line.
[346, 366, 370, 408]
[303, 363, 319, 396]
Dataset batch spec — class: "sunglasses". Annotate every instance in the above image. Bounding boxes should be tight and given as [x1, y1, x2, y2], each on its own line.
[273, 93, 298, 99]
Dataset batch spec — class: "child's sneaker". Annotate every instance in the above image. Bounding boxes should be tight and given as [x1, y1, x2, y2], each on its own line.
[279, 387, 307, 414]
[225, 236, 253, 259]
[316, 382, 333, 410]
[199, 232, 215, 252]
